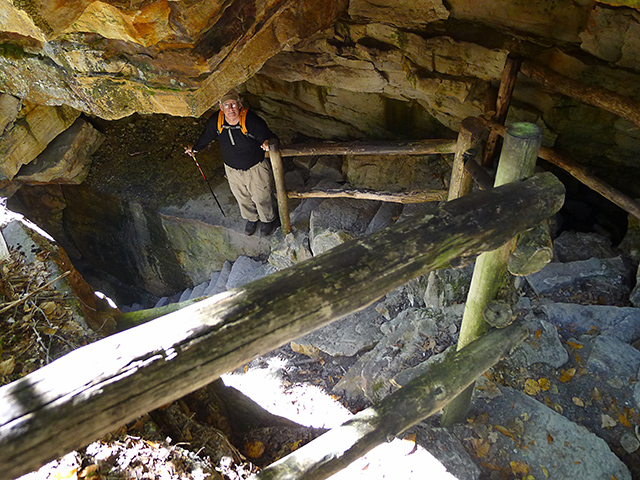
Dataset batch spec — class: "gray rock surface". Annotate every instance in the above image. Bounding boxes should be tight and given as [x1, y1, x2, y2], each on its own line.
[468, 387, 631, 480]
[268, 230, 313, 270]
[506, 315, 569, 369]
[292, 304, 385, 357]
[526, 256, 631, 304]
[309, 196, 380, 255]
[553, 231, 618, 262]
[541, 302, 640, 343]
[309, 155, 344, 182]
[226, 255, 275, 290]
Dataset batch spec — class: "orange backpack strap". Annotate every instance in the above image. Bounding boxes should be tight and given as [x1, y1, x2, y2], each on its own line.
[239, 108, 249, 136]
[217, 109, 225, 134]
[217, 107, 253, 138]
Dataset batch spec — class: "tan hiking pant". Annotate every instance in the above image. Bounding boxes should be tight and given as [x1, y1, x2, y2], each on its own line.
[224, 160, 275, 223]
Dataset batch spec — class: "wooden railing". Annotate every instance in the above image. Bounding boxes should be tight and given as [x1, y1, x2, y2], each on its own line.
[0, 171, 564, 480]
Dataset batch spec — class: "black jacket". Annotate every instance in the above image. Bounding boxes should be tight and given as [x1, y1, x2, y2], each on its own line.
[193, 109, 276, 170]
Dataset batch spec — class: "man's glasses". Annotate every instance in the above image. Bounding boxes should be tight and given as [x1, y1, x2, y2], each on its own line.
[221, 102, 239, 110]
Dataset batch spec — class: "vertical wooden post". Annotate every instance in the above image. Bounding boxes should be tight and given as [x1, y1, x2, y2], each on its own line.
[483, 56, 522, 168]
[441, 122, 543, 426]
[268, 139, 291, 234]
[448, 117, 486, 201]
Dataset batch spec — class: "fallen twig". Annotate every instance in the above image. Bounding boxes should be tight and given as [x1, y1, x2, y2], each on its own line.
[0, 271, 70, 315]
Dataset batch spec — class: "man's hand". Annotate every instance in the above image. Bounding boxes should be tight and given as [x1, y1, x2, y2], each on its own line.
[184, 145, 195, 156]
[261, 140, 269, 151]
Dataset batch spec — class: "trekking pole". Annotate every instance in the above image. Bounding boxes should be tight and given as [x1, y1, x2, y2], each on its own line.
[186, 151, 226, 217]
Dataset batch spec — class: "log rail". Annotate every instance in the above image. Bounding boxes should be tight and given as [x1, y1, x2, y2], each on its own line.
[0, 173, 564, 480]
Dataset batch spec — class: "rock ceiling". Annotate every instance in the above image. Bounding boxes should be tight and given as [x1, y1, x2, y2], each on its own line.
[2, 0, 640, 194]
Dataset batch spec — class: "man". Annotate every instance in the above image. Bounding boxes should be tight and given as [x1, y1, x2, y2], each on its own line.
[185, 89, 279, 236]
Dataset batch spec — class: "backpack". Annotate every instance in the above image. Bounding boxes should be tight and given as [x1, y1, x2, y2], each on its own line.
[217, 107, 254, 139]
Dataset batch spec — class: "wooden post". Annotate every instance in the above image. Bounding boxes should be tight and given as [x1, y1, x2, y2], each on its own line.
[448, 117, 486, 200]
[441, 122, 544, 426]
[252, 322, 528, 480]
[268, 139, 291, 234]
[0, 173, 565, 480]
[483, 56, 522, 168]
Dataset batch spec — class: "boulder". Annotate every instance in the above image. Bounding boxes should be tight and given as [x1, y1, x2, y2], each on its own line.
[292, 303, 385, 357]
[506, 315, 569, 369]
[424, 264, 474, 309]
[541, 302, 640, 343]
[465, 387, 631, 480]
[580, 5, 640, 72]
[526, 256, 632, 305]
[0, 104, 81, 180]
[309, 196, 380, 255]
[268, 230, 313, 270]
[334, 306, 461, 401]
[309, 155, 343, 182]
[552, 231, 618, 262]
[226, 256, 276, 290]
[15, 118, 104, 185]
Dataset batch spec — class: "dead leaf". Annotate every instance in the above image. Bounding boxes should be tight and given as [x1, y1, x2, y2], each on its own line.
[0, 356, 15, 376]
[618, 413, 631, 427]
[592, 387, 602, 402]
[572, 397, 585, 407]
[541, 464, 550, 478]
[535, 329, 542, 339]
[494, 425, 515, 441]
[404, 433, 416, 443]
[510, 460, 529, 475]
[547, 434, 553, 444]
[41, 301, 57, 316]
[524, 379, 540, 396]
[290, 342, 321, 359]
[538, 378, 551, 391]
[243, 364, 249, 373]
[601, 414, 617, 428]
[559, 368, 576, 382]
[469, 437, 490, 458]
[566, 340, 583, 350]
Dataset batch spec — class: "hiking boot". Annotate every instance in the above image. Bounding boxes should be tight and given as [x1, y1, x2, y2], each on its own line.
[244, 220, 258, 236]
[260, 218, 279, 236]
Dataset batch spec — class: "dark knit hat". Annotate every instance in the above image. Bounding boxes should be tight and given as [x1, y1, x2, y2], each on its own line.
[219, 89, 240, 105]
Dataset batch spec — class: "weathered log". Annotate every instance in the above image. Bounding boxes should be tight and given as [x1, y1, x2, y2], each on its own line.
[279, 139, 457, 157]
[484, 119, 640, 220]
[463, 155, 493, 191]
[483, 56, 522, 167]
[0, 172, 564, 480]
[268, 140, 291, 234]
[442, 122, 544, 426]
[521, 60, 640, 130]
[252, 322, 528, 480]
[448, 117, 486, 200]
[115, 296, 206, 331]
[508, 220, 553, 276]
[287, 188, 448, 203]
